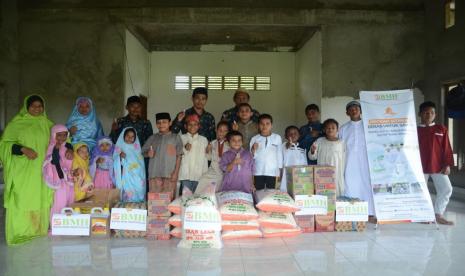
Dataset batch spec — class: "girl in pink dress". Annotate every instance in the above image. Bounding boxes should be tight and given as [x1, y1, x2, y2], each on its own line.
[43, 124, 74, 221]
[90, 136, 115, 189]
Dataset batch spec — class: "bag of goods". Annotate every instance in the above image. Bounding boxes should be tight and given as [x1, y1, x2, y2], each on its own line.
[169, 214, 182, 228]
[256, 189, 299, 213]
[218, 191, 258, 221]
[168, 198, 182, 215]
[112, 202, 147, 238]
[170, 227, 182, 239]
[258, 211, 298, 229]
[262, 227, 301, 238]
[177, 193, 222, 249]
[222, 220, 259, 231]
[222, 229, 262, 240]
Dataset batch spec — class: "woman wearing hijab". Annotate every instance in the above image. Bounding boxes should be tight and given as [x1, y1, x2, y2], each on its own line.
[0, 95, 54, 245]
[66, 97, 104, 150]
[113, 127, 146, 202]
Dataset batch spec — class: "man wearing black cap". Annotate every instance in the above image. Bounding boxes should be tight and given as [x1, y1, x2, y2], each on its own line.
[110, 95, 154, 146]
[171, 87, 216, 142]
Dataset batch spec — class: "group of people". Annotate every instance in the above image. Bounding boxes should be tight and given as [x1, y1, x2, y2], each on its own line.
[0, 87, 454, 246]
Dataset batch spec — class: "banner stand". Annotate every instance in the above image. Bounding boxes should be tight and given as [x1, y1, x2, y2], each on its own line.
[360, 89, 437, 227]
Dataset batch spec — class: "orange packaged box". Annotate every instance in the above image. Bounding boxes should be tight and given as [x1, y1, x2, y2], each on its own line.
[314, 166, 336, 184]
[147, 192, 172, 202]
[315, 211, 335, 232]
[294, 215, 315, 233]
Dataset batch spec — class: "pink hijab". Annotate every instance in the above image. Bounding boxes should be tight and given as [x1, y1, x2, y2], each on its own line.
[43, 124, 73, 189]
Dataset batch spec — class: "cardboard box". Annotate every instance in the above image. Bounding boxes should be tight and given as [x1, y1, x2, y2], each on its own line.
[315, 188, 336, 211]
[51, 209, 91, 236]
[147, 192, 172, 201]
[314, 166, 336, 184]
[286, 165, 314, 197]
[315, 211, 335, 232]
[335, 221, 367, 232]
[70, 189, 120, 214]
[294, 215, 315, 233]
[147, 206, 171, 218]
[147, 199, 171, 207]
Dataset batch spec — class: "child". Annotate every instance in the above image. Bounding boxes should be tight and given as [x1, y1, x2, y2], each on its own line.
[220, 130, 254, 193]
[309, 119, 345, 196]
[250, 114, 283, 190]
[90, 136, 115, 189]
[280, 125, 308, 191]
[197, 121, 230, 192]
[299, 104, 323, 164]
[232, 103, 258, 150]
[43, 125, 74, 220]
[417, 101, 454, 225]
[178, 114, 209, 194]
[72, 143, 94, 201]
[113, 127, 146, 202]
[339, 100, 375, 220]
[142, 112, 183, 199]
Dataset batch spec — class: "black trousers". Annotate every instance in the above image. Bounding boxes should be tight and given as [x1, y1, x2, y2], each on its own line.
[254, 175, 277, 190]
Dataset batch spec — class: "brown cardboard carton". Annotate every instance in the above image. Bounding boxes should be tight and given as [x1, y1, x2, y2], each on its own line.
[335, 221, 367, 232]
[286, 165, 314, 197]
[70, 189, 120, 214]
[315, 211, 335, 232]
[315, 188, 336, 211]
[314, 166, 336, 184]
[146, 234, 171, 240]
[147, 192, 172, 201]
[295, 215, 315, 233]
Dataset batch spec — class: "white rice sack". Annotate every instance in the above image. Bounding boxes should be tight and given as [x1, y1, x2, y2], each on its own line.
[178, 195, 222, 249]
[222, 220, 260, 231]
[218, 191, 258, 221]
[256, 189, 299, 213]
[222, 229, 263, 240]
[258, 211, 298, 229]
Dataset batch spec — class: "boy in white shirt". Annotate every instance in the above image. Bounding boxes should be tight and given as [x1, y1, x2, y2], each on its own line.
[250, 114, 283, 190]
[178, 114, 209, 194]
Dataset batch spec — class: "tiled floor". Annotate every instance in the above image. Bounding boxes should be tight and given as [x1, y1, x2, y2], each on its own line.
[1, 199, 465, 276]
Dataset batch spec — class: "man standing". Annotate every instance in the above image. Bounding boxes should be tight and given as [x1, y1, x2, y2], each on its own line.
[110, 96, 153, 146]
[339, 100, 376, 222]
[172, 87, 216, 142]
[221, 87, 260, 125]
[417, 101, 454, 225]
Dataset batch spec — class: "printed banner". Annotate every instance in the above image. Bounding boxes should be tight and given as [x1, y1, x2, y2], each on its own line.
[335, 202, 369, 222]
[295, 195, 328, 215]
[110, 208, 147, 231]
[360, 89, 435, 223]
[51, 214, 91, 236]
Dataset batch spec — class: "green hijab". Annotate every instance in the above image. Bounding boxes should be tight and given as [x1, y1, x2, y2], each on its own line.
[0, 95, 54, 209]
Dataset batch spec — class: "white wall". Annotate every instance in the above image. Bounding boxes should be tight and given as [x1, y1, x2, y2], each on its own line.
[295, 31, 323, 126]
[125, 29, 150, 107]
[149, 51, 295, 136]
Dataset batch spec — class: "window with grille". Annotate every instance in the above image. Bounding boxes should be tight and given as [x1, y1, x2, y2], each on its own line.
[175, 76, 271, 91]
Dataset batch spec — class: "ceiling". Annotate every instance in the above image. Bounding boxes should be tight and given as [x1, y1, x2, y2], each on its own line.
[132, 24, 318, 52]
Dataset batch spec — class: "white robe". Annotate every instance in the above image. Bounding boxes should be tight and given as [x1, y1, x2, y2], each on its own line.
[339, 120, 375, 215]
[280, 142, 308, 192]
[308, 137, 345, 197]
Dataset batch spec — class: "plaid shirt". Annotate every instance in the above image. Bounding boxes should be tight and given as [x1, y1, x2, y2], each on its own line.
[171, 107, 216, 142]
[110, 115, 154, 146]
[221, 106, 260, 124]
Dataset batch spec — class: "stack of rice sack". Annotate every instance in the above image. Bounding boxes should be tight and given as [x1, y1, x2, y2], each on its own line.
[168, 197, 182, 238]
[146, 192, 172, 240]
[286, 165, 315, 233]
[335, 196, 367, 232]
[218, 191, 261, 240]
[256, 189, 301, 238]
[112, 202, 147, 238]
[177, 187, 223, 249]
[314, 166, 337, 232]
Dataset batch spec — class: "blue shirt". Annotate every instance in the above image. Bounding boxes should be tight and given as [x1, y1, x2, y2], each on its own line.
[298, 122, 323, 164]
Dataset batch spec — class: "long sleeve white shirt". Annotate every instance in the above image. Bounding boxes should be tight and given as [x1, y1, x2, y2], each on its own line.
[250, 133, 283, 177]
